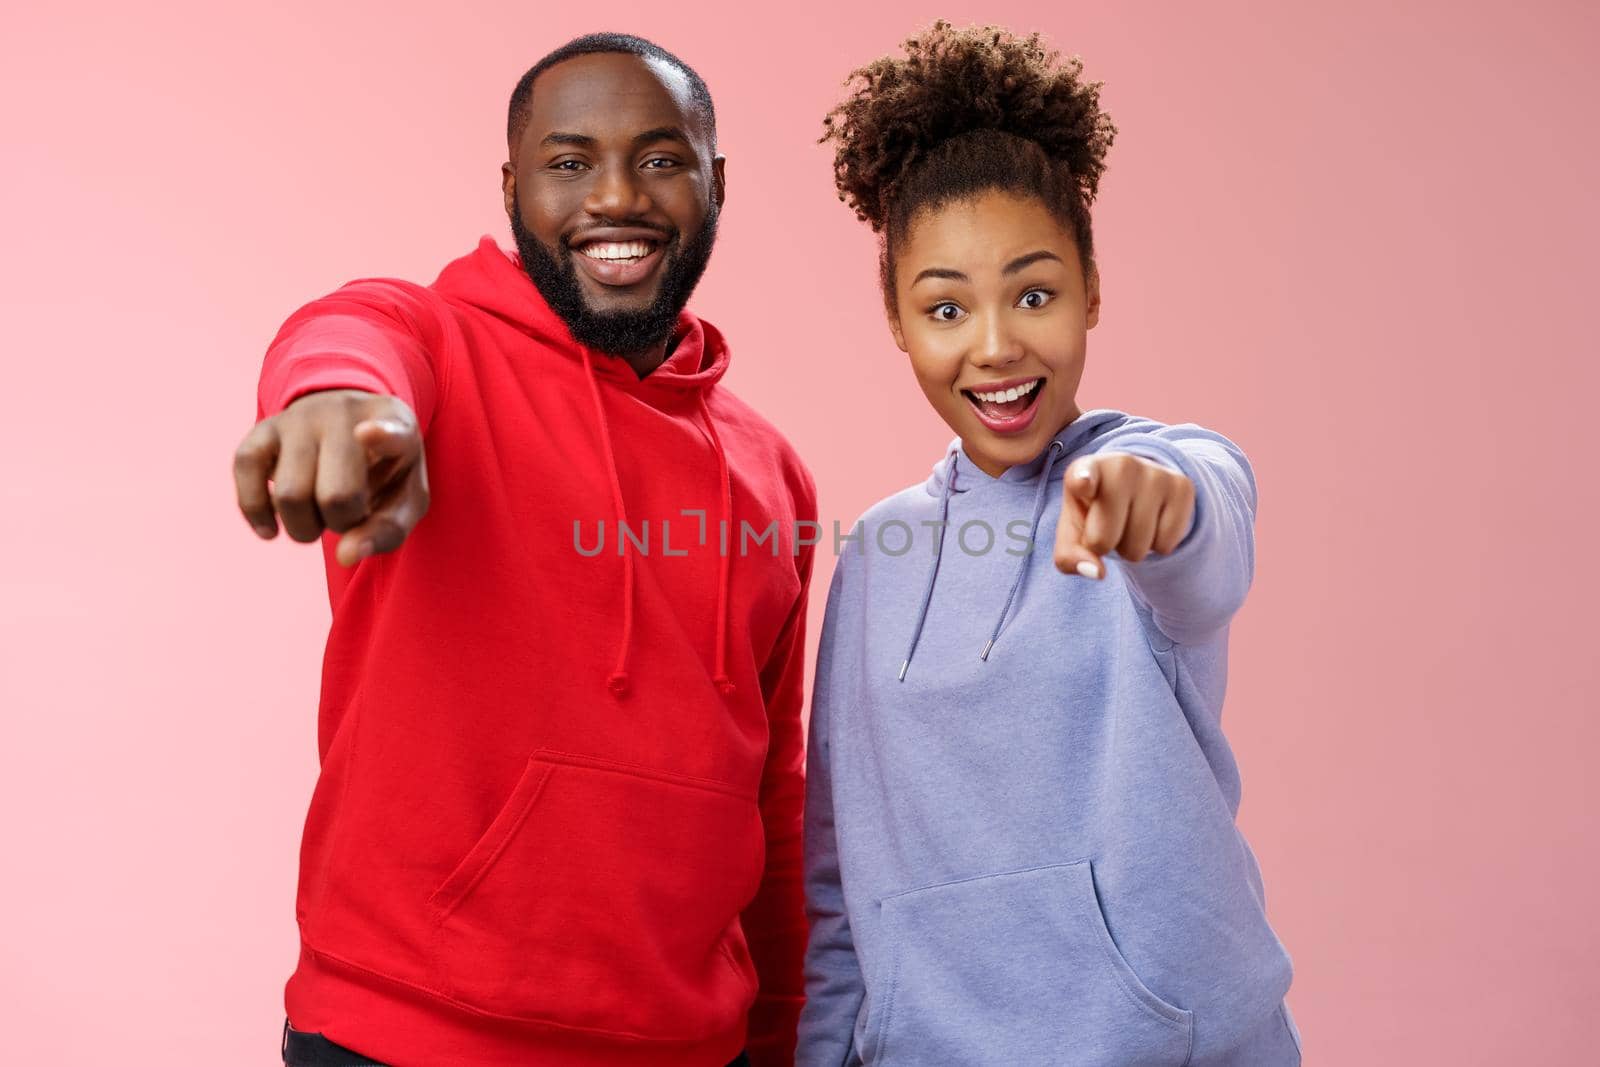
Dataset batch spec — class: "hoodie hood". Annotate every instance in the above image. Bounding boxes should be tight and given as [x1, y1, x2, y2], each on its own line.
[927, 407, 1134, 496]
[901, 408, 1140, 679]
[432, 235, 731, 396]
[433, 235, 737, 697]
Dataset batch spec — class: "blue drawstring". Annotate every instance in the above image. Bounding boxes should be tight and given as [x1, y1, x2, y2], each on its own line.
[898, 451, 959, 682]
[981, 440, 1066, 661]
[899, 441, 1068, 680]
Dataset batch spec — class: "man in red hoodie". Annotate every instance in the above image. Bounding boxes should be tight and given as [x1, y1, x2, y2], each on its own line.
[233, 33, 814, 1067]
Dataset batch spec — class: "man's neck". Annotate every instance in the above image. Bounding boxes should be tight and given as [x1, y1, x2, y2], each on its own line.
[618, 334, 676, 379]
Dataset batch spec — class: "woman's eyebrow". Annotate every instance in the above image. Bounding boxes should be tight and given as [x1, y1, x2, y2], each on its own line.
[912, 267, 968, 285]
[1002, 250, 1063, 274]
[912, 250, 1064, 287]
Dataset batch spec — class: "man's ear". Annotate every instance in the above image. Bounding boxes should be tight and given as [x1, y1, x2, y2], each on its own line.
[711, 154, 727, 209]
[501, 162, 517, 221]
[1085, 264, 1102, 330]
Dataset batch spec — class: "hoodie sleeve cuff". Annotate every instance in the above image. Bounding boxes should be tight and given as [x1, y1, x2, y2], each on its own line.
[258, 355, 396, 418]
[1092, 428, 1257, 644]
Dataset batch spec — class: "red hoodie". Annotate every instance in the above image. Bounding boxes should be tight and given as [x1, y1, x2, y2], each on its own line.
[258, 236, 815, 1067]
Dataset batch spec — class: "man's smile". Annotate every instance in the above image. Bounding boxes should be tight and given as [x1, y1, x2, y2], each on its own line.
[570, 227, 668, 288]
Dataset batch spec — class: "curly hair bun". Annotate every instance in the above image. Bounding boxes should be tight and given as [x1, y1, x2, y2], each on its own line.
[821, 20, 1116, 235]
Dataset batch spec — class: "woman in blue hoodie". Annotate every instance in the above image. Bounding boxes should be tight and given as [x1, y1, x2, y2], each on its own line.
[797, 23, 1300, 1067]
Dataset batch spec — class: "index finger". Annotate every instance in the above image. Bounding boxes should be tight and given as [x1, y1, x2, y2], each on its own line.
[354, 417, 423, 464]
[1063, 455, 1100, 504]
[1054, 461, 1103, 579]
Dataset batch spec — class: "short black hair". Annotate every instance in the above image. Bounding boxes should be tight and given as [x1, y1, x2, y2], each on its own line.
[507, 33, 717, 156]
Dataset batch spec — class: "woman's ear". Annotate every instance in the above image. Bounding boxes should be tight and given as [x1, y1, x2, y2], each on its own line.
[884, 265, 908, 351]
[887, 309, 908, 352]
[1085, 265, 1102, 329]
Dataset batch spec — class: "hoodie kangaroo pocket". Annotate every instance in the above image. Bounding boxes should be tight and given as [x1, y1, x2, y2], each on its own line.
[426, 750, 763, 1039]
[865, 861, 1192, 1067]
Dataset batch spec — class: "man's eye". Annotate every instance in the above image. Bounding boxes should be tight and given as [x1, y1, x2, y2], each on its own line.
[930, 303, 965, 322]
[643, 158, 679, 169]
[551, 160, 586, 171]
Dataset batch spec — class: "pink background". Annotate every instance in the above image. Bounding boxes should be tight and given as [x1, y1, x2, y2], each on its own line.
[4, 1, 1596, 1062]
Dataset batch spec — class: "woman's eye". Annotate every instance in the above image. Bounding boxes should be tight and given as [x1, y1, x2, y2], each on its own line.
[931, 303, 965, 322]
[1018, 288, 1054, 309]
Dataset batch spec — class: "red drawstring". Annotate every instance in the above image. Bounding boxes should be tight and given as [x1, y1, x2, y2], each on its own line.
[697, 392, 736, 696]
[581, 347, 635, 698]
[581, 349, 735, 699]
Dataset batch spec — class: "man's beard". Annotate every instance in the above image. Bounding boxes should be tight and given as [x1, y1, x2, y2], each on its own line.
[510, 197, 719, 357]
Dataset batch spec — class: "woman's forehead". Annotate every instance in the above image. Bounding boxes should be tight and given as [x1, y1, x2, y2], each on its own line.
[902, 192, 1075, 270]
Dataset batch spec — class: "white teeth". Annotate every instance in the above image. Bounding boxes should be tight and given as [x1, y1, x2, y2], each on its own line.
[971, 379, 1040, 403]
[580, 241, 655, 261]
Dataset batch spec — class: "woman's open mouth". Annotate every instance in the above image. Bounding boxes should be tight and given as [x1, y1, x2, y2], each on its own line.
[963, 376, 1044, 434]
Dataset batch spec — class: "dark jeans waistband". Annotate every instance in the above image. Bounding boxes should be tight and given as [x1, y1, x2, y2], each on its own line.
[282, 1018, 752, 1067]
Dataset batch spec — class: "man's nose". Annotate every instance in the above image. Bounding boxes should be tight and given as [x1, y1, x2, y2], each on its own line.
[582, 164, 652, 221]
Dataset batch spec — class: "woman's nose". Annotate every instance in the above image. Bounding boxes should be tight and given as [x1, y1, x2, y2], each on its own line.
[971, 313, 1024, 369]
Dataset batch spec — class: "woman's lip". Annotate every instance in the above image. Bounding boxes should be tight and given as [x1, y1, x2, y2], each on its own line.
[966, 379, 1045, 435]
[573, 244, 665, 287]
[962, 374, 1044, 395]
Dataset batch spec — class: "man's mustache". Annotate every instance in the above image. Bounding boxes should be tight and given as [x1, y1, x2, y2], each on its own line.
[562, 225, 676, 251]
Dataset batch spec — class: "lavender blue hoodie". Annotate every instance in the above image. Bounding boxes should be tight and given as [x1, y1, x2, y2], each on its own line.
[797, 410, 1300, 1067]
